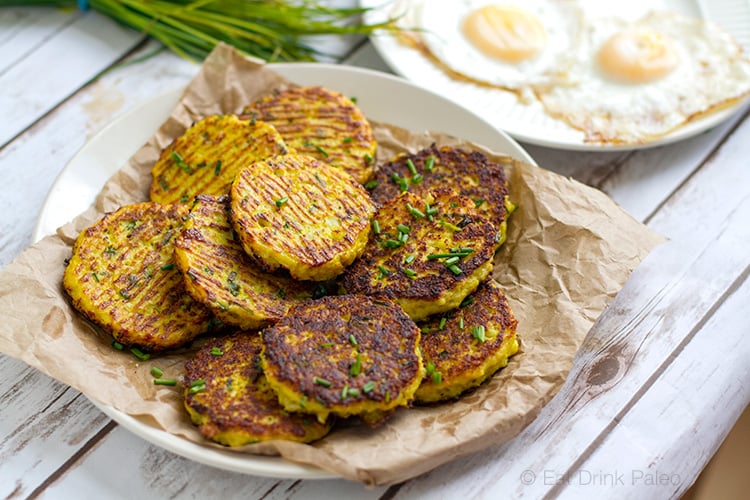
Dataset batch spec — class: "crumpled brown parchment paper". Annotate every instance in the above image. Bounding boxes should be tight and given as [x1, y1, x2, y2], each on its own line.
[0, 44, 664, 486]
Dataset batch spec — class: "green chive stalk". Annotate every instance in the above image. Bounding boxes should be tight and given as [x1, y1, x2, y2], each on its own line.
[0, 0, 397, 62]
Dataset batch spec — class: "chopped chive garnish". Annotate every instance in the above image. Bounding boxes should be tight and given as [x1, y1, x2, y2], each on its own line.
[391, 172, 408, 192]
[314, 145, 329, 158]
[92, 272, 100, 282]
[189, 379, 206, 393]
[411, 173, 423, 184]
[382, 239, 404, 248]
[472, 325, 486, 343]
[474, 199, 485, 208]
[403, 268, 417, 278]
[160, 263, 175, 271]
[150, 367, 164, 378]
[130, 347, 150, 361]
[398, 231, 409, 243]
[343, 137, 353, 143]
[444, 256, 460, 266]
[371, 219, 381, 234]
[460, 297, 475, 307]
[426, 361, 435, 375]
[378, 265, 392, 276]
[363, 381, 376, 393]
[438, 220, 462, 231]
[439, 317, 447, 330]
[154, 378, 177, 386]
[341, 384, 349, 399]
[406, 203, 425, 218]
[406, 158, 418, 175]
[320, 342, 334, 348]
[171, 151, 193, 173]
[432, 371, 442, 384]
[404, 254, 415, 264]
[451, 247, 474, 253]
[397, 224, 410, 234]
[448, 264, 463, 275]
[427, 252, 472, 259]
[425, 156, 436, 172]
[350, 354, 362, 376]
[210, 347, 223, 356]
[214, 160, 222, 176]
[314, 377, 332, 387]
[347, 388, 360, 397]
[275, 196, 288, 207]
[385, 391, 391, 403]
[112, 340, 124, 351]
[349, 334, 358, 347]
[365, 180, 379, 189]
[364, 153, 373, 164]
[459, 317, 465, 330]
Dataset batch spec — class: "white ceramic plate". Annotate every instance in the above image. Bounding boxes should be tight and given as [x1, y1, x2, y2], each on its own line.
[361, 0, 750, 151]
[33, 63, 535, 479]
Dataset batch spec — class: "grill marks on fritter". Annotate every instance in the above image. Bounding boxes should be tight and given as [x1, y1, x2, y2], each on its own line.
[184, 332, 333, 446]
[174, 195, 319, 330]
[63, 202, 214, 351]
[260, 295, 424, 424]
[150, 115, 289, 204]
[230, 153, 375, 281]
[241, 86, 377, 184]
[416, 280, 519, 403]
[369, 145, 514, 243]
[341, 189, 497, 320]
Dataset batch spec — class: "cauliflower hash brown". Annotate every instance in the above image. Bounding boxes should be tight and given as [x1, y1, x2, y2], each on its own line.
[174, 195, 323, 330]
[63, 83, 521, 449]
[240, 86, 377, 184]
[184, 331, 333, 446]
[340, 189, 497, 321]
[63, 202, 214, 352]
[260, 295, 425, 424]
[368, 145, 516, 247]
[415, 279, 519, 404]
[150, 114, 290, 204]
[230, 153, 375, 281]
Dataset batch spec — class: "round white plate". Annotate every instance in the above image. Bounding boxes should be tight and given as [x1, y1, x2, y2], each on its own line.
[361, 0, 750, 151]
[33, 63, 535, 479]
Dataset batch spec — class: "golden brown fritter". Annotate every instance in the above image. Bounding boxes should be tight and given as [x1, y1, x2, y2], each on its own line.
[340, 189, 497, 320]
[240, 86, 377, 184]
[150, 114, 290, 204]
[368, 145, 515, 246]
[63, 202, 214, 352]
[260, 295, 425, 424]
[229, 153, 376, 281]
[415, 279, 519, 403]
[174, 195, 324, 330]
[184, 331, 333, 446]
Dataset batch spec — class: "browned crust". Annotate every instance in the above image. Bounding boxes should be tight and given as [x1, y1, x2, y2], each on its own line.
[340, 189, 497, 301]
[184, 331, 332, 444]
[368, 145, 511, 230]
[174, 195, 322, 329]
[240, 86, 377, 183]
[261, 295, 422, 410]
[417, 279, 518, 394]
[63, 202, 214, 351]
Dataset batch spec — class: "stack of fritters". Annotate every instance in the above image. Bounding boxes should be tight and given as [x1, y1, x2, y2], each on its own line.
[63, 83, 520, 449]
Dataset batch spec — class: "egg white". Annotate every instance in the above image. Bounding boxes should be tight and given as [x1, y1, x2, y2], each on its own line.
[417, 0, 585, 90]
[537, 11, 750, 144]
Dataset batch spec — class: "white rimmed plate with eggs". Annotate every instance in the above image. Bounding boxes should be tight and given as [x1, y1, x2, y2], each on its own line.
[362, 0, 750, 150]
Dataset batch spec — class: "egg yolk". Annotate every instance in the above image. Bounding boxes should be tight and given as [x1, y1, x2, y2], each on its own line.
[463, 5, 547, 63]
[597, 29, 679, 84]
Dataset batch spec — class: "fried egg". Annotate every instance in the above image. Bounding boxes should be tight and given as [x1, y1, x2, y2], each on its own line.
[537, 11, 750, 144]
[417, 0, 584, 90]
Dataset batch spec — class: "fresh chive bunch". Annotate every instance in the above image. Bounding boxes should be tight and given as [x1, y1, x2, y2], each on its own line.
[1, 0, 397, 62]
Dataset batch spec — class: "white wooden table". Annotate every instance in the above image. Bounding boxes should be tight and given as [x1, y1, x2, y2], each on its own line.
[2, 6, 749, 500]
